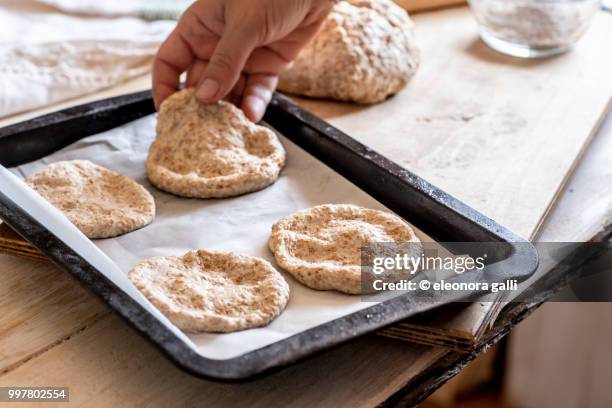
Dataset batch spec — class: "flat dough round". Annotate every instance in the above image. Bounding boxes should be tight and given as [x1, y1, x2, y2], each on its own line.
[26, 160, 155, 239]
[278, 0, 420, 104]
[269, 204, 421, 294]
[147, 88, 286, 198]
[128, 250, 290, 333]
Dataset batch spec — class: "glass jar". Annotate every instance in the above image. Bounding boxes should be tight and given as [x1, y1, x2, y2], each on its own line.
[467, 0, 602, 58]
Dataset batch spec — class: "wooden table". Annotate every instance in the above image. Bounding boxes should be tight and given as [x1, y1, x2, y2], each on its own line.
[1, 7, 611, 407]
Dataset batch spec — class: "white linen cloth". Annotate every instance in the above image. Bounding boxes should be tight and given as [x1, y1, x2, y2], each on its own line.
[0, 0, 181, 118]
[35, 0, 191, 19]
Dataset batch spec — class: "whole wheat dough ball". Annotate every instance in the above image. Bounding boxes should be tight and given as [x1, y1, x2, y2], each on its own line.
[278, 0, 420, 104]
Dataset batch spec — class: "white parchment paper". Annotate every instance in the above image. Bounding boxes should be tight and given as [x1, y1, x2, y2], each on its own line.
[10, 114, 436, 360]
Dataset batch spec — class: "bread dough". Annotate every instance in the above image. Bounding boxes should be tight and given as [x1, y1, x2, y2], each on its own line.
[278, 0, 420, 104]
[147, 88, 286, 198]
[129, 250, 290, 333]
[269, 204, 421, 294]
[26, 160, 155, 239]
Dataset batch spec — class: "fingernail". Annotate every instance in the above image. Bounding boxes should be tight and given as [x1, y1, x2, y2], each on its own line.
[245, 96, 266, 122]
[197, 78, 220, 101]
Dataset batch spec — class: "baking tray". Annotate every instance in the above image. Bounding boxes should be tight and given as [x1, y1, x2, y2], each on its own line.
[0, 91, 538, 380]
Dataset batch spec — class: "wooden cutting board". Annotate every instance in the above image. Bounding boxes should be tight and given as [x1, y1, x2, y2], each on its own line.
[396, 0, 466, 12]
[289, 8, 612, 348]
[296, 7, 612, 241]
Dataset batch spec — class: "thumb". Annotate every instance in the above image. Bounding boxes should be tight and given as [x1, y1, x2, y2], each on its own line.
[196, 27, 256, 103]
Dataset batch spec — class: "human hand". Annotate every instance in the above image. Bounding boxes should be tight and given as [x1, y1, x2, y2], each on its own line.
[152, 0, 335, 122]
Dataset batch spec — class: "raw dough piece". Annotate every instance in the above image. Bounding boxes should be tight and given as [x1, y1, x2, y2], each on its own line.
[269, 204, 421, 294]
[128, 250, 290, 333]
[147, 88, 286, 198]
[278, 0, 420, 104]
[26, 160, 155, 239]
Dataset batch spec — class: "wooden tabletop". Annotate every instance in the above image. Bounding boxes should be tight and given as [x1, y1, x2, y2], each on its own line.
[1, 6, 611, 407]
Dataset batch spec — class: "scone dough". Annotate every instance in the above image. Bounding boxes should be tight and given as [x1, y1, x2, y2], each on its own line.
[26, 160, 155, 239]
[147, 88, 286, 198]
[129, 250, 290, 333]
[278, 0, 420, 104]
[269, 204, 421, 294]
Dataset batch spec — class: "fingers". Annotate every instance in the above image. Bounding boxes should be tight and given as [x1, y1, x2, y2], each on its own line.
[188, 62, 274, 122]
[196, 26, 258, 103]
[152, 27, 194, 110]
[187, 60, 247, 105]
[185, 46, 284, 122]
[226, 75, 247, 106]
[244, 47, 293, 75]
[241, 74, 278, 122]
[185, 59, 208, 88]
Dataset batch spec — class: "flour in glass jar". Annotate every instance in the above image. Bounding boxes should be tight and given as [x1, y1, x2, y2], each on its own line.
[469, 0, 601, 49]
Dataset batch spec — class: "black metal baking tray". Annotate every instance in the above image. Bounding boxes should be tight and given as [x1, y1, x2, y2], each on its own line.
[0, 91, 538, 381]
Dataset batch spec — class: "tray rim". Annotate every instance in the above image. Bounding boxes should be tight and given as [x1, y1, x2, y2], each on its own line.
[0, 91, 539, 381]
